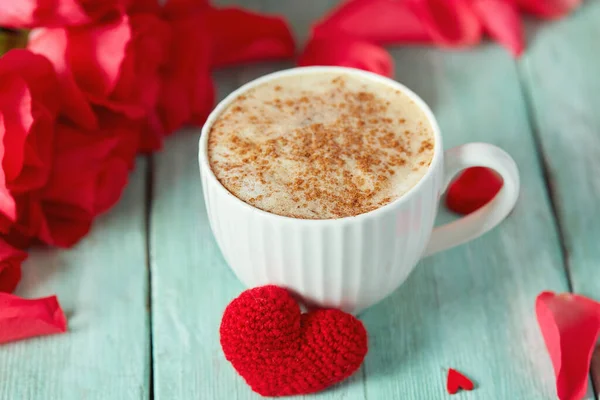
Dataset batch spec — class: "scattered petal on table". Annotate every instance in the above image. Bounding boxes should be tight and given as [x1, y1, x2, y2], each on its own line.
[207, 7, 296, 68]
[536, 292, 600, 400]
[312, 0, 433, 44]
[163, 0, 209, 17]
[298, 36, 394, 78]
[445, 167, 503, 215]
[0, 293, 67, 344]
[473, 0, 525, 57]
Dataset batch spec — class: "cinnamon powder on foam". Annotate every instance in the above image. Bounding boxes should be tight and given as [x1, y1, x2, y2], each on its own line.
[208, 72, 434, 219]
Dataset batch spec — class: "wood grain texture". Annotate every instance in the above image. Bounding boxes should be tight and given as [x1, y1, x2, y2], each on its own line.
[518, 1, 600, 393]
[0, 159, 150, 400]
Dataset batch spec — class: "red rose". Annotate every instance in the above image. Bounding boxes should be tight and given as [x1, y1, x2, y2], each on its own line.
[0, 0, 125, 28]
[1, 118, 136, 250]
[146, 0, 295, 150]
[28, 12, 171, 152]
[37, 114, 136, 247]
[4, 115, 135, 249]
[0, 50, 58, 234]
[0, 239, 27, 293]
[0, 292, 67, 344]
[1, 193, 44, 249]
[85, 110, 138, 214]
[26, 28, 97, 130]
[152, 3, 214, 146]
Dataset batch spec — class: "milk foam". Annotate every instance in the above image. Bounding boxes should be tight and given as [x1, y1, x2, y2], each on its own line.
[208, 72, 435, 219]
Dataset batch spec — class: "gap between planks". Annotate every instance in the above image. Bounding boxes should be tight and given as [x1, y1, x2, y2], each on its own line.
[514, 47, 597, 399]
[145, 154, 156, 400]
[514, 64, 574, 293]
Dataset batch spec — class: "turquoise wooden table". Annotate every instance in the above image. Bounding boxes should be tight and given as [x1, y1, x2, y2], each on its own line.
[1, 1, 599, 399]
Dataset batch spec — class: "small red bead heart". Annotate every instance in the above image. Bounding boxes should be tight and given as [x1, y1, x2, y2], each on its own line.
[220, 285, 368, 396]
[445, 167, 503, 215]
[446, 368, 475, 394]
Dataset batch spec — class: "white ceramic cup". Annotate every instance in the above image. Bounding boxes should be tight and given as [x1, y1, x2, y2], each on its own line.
[199, 66, 520, 314]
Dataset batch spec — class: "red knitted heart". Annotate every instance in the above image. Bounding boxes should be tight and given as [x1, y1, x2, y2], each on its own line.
[220, 285, 368, 396]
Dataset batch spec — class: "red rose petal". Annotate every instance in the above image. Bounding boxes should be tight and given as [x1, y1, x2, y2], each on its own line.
[99, 14, 170, 122]
[138, 112, 165, 153]
[472, 0, 525, 57]
[0, 193, 41, 247]
[67, 14, 131, 98]
[157, 15, 214, 135]
[128, 0, 162, 14]
[0, 50, 59, 116]
[90, 112, 136, 213]
[0, 76, 34, 183]
[0, 116, 16, 225]
[445, 167, 503, 215]
[37, 202, 93, 248]
[163, 0, 210, 17]
[0, 293, 67, 344]
[32, 120, 133, 248]
[0, 52, 58, 226]
[412, 0, 483, 47]
[0, 0, 123, 28]
[0, 50, 57, 195]
[31, 12, 169, 126]
[207, 7, 296, 68]
[28, 28, 98, 130]
[30, 110, 136, 247]
[94, 159, 129, 214]
[536, 292, 600, 400]
[446, 368, 475, 394]
[43, 125, 112, 217]
[0, 239, 26, 293]
[517, 0, 582, 19]
[298, 36, 394, 78]
[312, 0, 432, 44]
[95, 110, 140, 169]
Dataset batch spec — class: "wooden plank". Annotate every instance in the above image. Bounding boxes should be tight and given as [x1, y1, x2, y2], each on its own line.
[359, 43, 572, 398]
[0, 159, 150, 400]
[518, 1, 600, 394]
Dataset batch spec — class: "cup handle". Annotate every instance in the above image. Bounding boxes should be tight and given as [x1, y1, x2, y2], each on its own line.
[423, 143, 520, 257]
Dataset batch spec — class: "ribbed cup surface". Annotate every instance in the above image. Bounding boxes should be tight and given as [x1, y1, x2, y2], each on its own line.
[200, 160, 443, 314]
